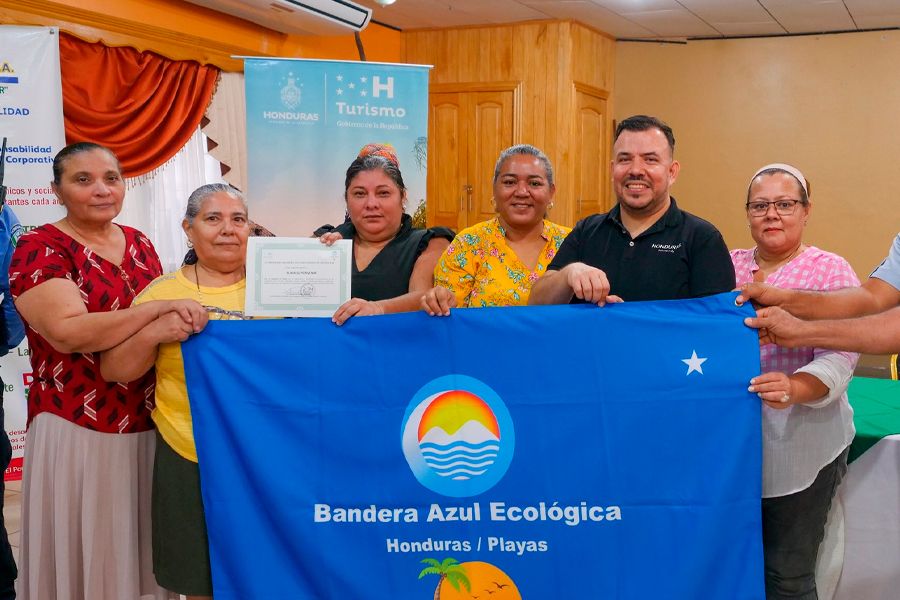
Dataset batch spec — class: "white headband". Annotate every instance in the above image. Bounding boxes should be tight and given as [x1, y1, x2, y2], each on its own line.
[749, 163, 809, 197]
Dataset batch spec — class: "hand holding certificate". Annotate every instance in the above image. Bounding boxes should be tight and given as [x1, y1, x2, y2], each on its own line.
[245, 237, 351, 317]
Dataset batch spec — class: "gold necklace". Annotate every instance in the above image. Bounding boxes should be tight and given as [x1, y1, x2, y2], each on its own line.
[194, 264, 206, 306]
[754, 245, 802, 273]
[193, 263, 246, 306]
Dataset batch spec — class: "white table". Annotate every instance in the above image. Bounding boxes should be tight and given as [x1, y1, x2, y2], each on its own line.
[830, 434, 900, 600]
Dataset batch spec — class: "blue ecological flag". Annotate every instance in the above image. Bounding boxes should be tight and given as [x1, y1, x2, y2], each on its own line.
[183, 292, 764, 600]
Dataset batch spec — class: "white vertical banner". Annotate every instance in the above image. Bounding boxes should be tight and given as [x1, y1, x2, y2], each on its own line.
[0, 25, 66, 481]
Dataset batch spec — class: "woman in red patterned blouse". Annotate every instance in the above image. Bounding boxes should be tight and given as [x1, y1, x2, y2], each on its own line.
[8, 143, 207, 600]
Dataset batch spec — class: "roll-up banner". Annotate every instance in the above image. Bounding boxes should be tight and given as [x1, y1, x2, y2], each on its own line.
[0, 26, 66, 481]
[244, 58, 430, 236]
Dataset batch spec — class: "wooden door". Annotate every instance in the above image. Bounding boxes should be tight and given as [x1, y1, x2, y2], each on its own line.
[427, 88, 516, 232]
[573, 90, 609, 220]
[428, 92, 467, 231]
[466, 90, 515, 227]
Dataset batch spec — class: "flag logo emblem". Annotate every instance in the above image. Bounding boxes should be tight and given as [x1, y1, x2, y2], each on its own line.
[280, 73, 302, 109]
[0, 62, 18, 84]
[401, 375, 515, 497]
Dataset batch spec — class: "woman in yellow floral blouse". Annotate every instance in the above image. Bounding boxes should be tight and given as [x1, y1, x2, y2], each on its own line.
[421, 144, 570, 314]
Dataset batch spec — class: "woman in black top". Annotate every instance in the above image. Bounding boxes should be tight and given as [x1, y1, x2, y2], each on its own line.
[316, 144, 454, 325]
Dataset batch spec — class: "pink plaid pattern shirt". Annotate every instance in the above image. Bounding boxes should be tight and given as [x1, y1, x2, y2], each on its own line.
[732, 246, 860, 373]
[731, 245, 860, 496]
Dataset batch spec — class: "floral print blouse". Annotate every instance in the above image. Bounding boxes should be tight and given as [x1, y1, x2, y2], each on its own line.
[434, 218, 570, 307]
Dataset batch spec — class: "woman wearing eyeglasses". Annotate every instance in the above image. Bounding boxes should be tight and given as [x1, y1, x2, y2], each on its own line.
[732, 164, 859, 600]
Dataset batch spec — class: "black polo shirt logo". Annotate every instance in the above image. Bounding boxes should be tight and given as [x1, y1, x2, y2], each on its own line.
[651, 242, 683, 254]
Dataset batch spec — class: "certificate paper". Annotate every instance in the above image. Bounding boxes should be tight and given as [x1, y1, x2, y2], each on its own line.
[245, 237, 351, 317]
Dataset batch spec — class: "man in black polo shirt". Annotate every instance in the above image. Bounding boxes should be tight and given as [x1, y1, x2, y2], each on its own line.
[529, 115, 734, 305]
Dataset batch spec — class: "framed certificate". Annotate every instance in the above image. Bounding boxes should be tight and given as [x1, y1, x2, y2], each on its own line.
[245, 237, 352, 317]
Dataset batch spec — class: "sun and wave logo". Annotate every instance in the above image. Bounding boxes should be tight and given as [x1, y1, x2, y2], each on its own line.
[418, 390, 499, 482]
[402, 375, 514, 497]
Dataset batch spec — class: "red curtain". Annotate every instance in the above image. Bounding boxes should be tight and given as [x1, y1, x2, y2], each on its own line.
[59, 33, 219, 178]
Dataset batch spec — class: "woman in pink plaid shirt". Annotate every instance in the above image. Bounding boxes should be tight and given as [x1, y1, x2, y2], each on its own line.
[732, 163, 859, 600]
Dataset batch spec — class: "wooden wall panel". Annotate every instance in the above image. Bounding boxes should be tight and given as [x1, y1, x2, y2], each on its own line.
[569, 23, 616, 222]
[571, 23, 617, 96]
[492, 27, 513, 78]
[402, 20, 615, 228]
[550, 22, 574, 225]
[568, 23, 616, 220]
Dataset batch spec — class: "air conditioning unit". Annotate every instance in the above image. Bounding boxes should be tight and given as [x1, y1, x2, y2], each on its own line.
[183, 0, 372, 36]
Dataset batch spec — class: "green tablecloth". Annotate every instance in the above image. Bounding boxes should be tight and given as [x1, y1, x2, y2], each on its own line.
[848, 377, 900, 463]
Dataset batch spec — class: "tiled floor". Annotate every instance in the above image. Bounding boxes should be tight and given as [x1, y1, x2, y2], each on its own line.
[3, 479, 20, 561]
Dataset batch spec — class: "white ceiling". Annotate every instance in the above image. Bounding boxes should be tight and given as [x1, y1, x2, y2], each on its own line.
[352, 0, 900, 39]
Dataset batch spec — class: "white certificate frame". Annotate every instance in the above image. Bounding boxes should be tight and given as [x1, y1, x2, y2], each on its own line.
[245, 237, 352, 317]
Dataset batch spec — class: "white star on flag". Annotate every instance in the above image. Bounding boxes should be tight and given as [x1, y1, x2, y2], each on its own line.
[336, 75, 343, 81]
[361, 90, 367, 96]
[682, 351, 707, 375]
[348, 82, 355, 89]
[360, 76, 367, 82]
[336, 89, 343, 95]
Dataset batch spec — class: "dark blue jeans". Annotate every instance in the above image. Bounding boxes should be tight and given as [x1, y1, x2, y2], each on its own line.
[761, 447, 848, 600]
[0, 389, 17, 599]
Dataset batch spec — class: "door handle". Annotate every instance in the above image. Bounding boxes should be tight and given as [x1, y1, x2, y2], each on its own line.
[468, 197, 473, 211]
[460, 196, 465, 211]
[578, 197, 582, 214]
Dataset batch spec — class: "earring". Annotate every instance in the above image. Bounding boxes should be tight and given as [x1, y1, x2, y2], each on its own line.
[549, 202, 555, 210]
[187, 240, 194, 248]
[490, 197, 496, 208]
[747, 224, 751, 228]
[804, 221, 808, 226]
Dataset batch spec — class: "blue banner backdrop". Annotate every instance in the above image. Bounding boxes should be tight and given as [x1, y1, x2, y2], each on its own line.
[244, 58, 430, 237]
[183, 293, 764, 600]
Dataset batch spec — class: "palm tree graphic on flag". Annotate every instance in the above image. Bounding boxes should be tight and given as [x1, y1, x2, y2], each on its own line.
[418, 558, 470, 600]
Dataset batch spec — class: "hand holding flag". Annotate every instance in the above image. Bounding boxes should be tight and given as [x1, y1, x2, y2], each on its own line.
[735, 281, 792, 310]
[744, 306, 809, 348]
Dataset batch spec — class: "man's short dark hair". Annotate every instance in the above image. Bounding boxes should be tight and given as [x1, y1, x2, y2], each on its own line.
[614, 115, 675, 156]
